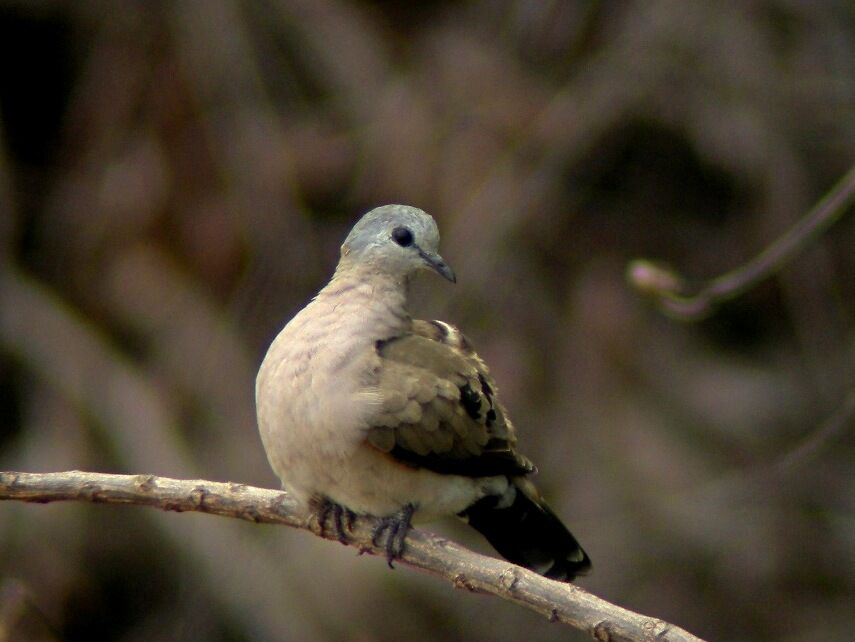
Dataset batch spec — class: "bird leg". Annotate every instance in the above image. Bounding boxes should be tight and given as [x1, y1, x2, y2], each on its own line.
[311, 496, 356, 544]
[371, 503, 415, 568]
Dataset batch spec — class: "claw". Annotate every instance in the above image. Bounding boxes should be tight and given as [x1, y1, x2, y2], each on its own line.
[312, 497, 356, 544]
[371, 503, 415, 568]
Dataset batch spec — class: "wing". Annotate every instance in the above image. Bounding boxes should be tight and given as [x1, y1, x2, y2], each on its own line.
[365, 319, 534, 477]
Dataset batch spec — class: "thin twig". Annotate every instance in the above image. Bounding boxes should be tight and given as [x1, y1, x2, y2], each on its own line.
[627, 164, 855, 320]
[0, 470, 707, 642]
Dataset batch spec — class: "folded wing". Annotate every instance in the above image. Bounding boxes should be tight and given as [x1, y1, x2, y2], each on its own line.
[366, 320, 534, 478]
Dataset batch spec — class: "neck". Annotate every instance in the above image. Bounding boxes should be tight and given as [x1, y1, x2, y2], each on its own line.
[318, 263, 412, 339]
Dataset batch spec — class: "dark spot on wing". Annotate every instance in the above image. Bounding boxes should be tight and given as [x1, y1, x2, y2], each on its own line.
[486, 408, 497, 427]
[478, 373, 493, 399]
[460, 383, 482, 420]
[375, 337, 397, 352]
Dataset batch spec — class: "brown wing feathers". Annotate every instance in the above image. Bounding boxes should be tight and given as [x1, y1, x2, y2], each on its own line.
[367, 320, 534, 477]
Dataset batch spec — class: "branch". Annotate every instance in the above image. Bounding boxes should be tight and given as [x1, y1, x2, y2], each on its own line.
[627, 164, 855, 320]
[1, 470, 706, 642]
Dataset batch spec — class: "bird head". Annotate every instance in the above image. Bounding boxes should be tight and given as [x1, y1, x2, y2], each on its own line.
[339, 204, 456, 283]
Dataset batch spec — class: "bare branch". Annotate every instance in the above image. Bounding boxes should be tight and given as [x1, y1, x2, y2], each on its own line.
[627, 164, 855, 320]
[1, 470, 706, 642]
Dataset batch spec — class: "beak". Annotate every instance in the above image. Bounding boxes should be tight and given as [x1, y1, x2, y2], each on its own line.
[418, 249, 457, 283]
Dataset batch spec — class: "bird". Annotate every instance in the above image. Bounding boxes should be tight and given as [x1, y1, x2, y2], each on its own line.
[255, 204, 590, 582]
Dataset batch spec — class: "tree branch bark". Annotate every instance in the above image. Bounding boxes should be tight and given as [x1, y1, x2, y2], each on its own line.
[1, 470, 706, 642]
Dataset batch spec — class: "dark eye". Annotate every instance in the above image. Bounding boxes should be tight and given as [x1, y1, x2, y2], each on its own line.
[391, 226, 414, 247]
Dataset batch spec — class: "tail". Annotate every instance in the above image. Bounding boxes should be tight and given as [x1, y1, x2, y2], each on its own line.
[459, 479, 591, 582]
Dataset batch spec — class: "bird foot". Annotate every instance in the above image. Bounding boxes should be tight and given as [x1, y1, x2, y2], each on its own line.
[371, 503, 415, 568]
[311, 496, 356, 544]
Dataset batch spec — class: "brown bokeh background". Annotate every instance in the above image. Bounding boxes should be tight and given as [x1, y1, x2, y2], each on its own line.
[1, 1, 853, 641]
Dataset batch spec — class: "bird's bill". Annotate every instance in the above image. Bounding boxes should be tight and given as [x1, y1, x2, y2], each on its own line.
[418, 249, 456, 283]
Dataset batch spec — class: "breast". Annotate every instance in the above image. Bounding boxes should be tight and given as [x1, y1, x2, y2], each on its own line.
[255, 307, 383, 498]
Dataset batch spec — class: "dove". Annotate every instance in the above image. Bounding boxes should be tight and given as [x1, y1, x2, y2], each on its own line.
[256, 204, 590, 581]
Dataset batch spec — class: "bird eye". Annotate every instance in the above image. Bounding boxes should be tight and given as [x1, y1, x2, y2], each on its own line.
[391, 226, 414, 247]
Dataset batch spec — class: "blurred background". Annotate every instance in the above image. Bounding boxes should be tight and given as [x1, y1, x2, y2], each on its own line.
[0, 1, 853, 640]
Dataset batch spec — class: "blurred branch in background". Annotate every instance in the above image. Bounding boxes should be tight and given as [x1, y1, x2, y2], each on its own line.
[0, 470, 707, 642]
[679, 389, 855, 509]
[627, 164, 855, 321]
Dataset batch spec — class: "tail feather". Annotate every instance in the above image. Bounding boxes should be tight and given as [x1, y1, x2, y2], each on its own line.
[460, 481, 591, 582]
